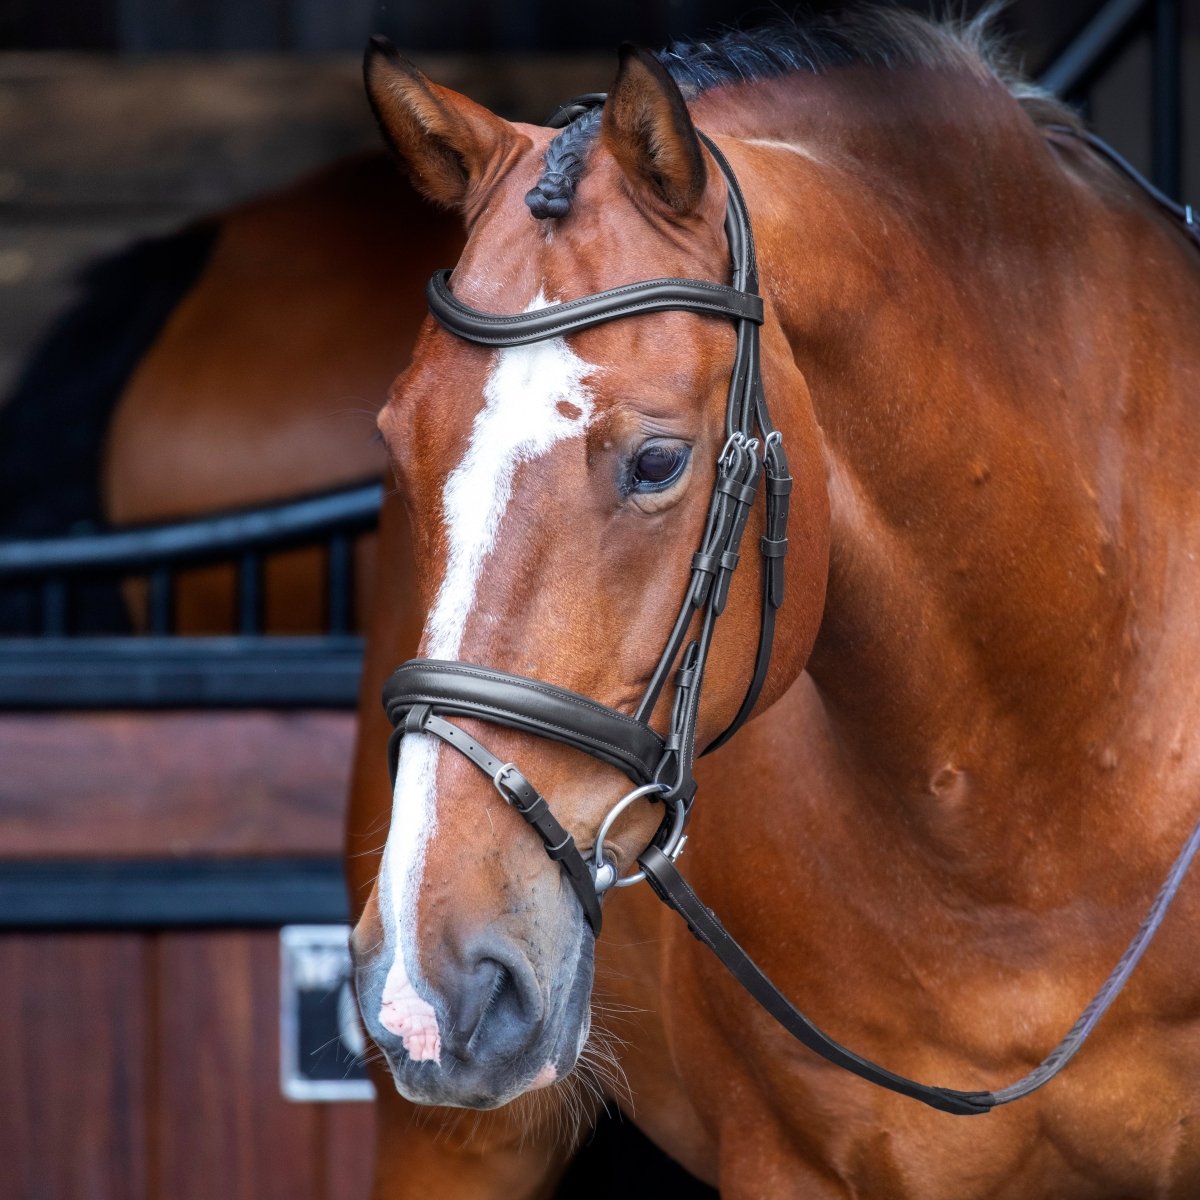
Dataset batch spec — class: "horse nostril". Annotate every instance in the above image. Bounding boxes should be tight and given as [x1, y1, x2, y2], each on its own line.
[466, 963, 510, 1052]
[445, 944, 543, 1063]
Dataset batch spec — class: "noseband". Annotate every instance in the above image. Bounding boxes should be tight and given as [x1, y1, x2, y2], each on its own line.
[382, 97, 1200, 1116]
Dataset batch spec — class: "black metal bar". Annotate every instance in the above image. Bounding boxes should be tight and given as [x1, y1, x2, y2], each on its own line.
[0, 480, 382, 581]
[327, 533, 352, 635]
[238, 551, 262, 635]
[148, 567, 173, 634]
[0, 858, 350, 929]
[1151, 0, 1183, 197]
[41, 577, 67, 636]
[0, 636, 364, 708]
[1038, 0, 1150, 96]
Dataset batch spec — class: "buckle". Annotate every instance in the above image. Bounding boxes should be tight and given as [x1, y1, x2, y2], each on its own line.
[492, 762, 520, 804]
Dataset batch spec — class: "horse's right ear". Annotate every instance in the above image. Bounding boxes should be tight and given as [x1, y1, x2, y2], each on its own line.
[363, 36, 522, 211]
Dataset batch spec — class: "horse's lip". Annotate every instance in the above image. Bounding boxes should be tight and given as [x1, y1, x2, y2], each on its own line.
[385, 1046, 562, 1109]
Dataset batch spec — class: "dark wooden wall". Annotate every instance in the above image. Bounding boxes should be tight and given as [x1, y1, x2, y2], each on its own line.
[0, 0, 1079, 54]
[0, 713, 371, 1200]
[0, 53, 607, 402]
[0, 931, 373, 1200]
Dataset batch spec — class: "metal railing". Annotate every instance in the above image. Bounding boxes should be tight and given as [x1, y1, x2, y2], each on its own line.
[0, 480, 382, 708]
[1039, 0, 1184, 197]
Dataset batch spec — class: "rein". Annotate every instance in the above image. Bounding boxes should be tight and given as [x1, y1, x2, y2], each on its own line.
[382, 97, 1200, 1116]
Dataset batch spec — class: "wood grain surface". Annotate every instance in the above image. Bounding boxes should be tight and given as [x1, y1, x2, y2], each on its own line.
[0, 710, 354, 858]
[0, 930, 374, 1200]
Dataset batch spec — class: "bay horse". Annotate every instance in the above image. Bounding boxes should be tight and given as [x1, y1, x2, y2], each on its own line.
[0, 151, 460, 632]
[101, 152, 464, 632]
[346, 8, 1200, 1198]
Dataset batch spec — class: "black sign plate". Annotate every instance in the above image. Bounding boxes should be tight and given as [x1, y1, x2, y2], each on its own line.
[280, 924, 375, 1101]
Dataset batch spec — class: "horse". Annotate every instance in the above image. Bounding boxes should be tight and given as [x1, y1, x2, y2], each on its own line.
[343, 9, 1200, 1198]
[0, 151, 461, 632]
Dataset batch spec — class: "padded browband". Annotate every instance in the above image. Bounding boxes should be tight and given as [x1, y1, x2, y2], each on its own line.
[426, 269, 764, 347]
[383, 659, 665, 786]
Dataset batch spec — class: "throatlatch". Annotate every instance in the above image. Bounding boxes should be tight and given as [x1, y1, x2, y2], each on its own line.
[383, 94, 1200, 1117]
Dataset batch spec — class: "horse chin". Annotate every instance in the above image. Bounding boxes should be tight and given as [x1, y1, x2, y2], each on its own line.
[364, 918, 597, 1111]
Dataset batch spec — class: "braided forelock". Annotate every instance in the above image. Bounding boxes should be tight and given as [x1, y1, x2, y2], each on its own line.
[524, 107, 604, 220]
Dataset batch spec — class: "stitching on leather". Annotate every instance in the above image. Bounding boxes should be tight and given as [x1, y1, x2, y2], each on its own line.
[439, 300, 761, 336]
[432, 271, 756, 323]
[429, 275, 762, 345]
[387, 672, 659, 776]
[417, 698, 652, 775]
[388, 661, 661, 741]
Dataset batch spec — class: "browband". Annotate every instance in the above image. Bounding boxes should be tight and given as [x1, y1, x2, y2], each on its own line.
[427, 270, 763, 345]
[426, 269, 764, 346]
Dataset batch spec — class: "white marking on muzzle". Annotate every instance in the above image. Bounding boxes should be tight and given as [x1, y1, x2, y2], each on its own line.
[377, 290, 597, 1061]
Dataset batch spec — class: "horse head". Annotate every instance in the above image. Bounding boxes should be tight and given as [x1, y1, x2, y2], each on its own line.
[351, 38, 830, 1109]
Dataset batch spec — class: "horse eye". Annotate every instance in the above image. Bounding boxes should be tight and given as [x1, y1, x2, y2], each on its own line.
[631, 442, 690, 492]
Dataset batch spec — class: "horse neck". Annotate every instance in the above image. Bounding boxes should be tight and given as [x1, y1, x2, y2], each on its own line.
[707, 70, 1200, 875]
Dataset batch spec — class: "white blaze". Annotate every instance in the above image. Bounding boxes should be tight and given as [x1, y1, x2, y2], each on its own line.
[377, 291, 596, 1061]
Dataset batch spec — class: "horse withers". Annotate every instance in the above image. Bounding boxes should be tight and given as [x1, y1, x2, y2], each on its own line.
[346, 10, 1200, 1197]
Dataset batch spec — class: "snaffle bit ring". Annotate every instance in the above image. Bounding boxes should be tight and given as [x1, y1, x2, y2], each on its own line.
[591, 782, 686, 894]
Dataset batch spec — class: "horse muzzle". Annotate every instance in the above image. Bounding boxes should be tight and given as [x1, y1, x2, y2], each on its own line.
[353, 926, 595, 1109]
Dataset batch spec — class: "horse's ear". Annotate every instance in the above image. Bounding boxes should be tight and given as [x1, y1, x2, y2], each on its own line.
[364, 35, 520, 211]
[601, 43, 707, 216]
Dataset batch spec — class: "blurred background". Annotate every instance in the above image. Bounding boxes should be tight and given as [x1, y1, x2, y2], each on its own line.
[1, 0, 1196, 400]
[0, 2, 1196, 1198]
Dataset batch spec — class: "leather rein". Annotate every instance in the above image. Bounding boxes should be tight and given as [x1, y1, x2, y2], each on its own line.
[382, 97, 1200, 1116]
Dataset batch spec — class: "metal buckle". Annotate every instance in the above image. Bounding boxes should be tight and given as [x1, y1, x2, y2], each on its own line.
[492, 762, 520, 804]
[591, 783, 685, 894]
[718, 431, 746, 468]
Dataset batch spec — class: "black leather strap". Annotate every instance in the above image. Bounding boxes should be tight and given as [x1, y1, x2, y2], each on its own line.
[641, 801, 1200, 1115]
[1045, 124, 1199, 249]
[426, 269, 764, 347]
[706, 435, 792, 753]
[384, 659, 664, 785]
[638, 846, 993, 1115]
[388, 704, 604, 935]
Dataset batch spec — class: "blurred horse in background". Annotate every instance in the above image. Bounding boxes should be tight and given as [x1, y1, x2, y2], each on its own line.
[0, 151, 460, 632]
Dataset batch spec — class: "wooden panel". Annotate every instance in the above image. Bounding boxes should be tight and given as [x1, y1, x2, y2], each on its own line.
[152, 930, 326, 1200]
[0, 933, 150, 1200]
[0, 56, 374, 214]
[320, 1105, 375, 1200]
[0, 711, 353, 858]
[0, 54, 611, 212]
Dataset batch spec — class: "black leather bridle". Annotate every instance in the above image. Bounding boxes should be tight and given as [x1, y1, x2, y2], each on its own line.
[385, 109, 788, 937]
[382, 96, 1200, 1116]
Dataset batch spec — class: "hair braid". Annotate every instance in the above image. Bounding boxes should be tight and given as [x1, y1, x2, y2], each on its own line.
[524, 107, 603, 220]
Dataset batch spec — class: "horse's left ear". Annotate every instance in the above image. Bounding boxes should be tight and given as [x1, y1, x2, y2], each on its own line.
[602, 43, 707, 216]
[364, 35, 521, 211]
